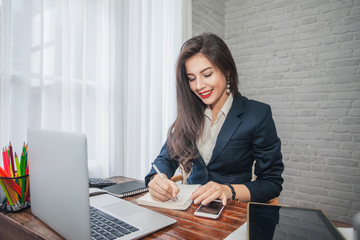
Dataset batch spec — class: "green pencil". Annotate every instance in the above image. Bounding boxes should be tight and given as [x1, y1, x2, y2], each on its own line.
[21, 176, 26, 203]
[20, 152, 26, 203]
[14, 153, 21, 177]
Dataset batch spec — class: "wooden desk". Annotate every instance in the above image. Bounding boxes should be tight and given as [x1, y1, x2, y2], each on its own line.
[0, 176, 351, 240]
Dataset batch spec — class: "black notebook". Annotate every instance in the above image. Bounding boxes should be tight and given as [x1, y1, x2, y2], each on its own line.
[101, 180, 149, 198]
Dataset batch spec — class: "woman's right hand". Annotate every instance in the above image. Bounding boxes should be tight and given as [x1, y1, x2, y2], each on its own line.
[148, 174, 180, 202]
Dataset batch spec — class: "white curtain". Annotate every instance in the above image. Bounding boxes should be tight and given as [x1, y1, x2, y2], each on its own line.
[0, 0, 189, 179]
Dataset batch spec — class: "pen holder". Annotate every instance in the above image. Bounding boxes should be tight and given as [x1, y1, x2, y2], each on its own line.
[0, 174, 30, 213]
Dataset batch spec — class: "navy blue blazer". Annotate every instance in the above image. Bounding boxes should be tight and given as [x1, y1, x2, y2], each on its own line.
[145, 94, 284, 203]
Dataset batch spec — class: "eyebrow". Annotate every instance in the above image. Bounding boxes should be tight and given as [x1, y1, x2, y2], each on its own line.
[186, 67, 213, 76]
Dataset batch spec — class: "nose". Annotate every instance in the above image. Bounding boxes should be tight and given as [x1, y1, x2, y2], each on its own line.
[196, 77, 206, 91]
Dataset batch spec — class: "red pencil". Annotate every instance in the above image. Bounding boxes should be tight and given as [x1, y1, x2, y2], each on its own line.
[5, 147, 13, 177]
[0, 165, 10, 178]
[2, 148, 11, 175]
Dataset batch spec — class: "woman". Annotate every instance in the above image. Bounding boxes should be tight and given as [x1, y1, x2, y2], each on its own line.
[145, 33, 284, 206]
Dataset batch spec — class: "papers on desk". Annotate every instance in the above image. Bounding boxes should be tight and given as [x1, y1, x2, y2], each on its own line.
[136, 184, 200, 210]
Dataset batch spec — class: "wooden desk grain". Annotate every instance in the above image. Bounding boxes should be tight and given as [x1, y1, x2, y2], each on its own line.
[126, 196, 247, 240]
[0, 176, 351, 240]
[113, 176, 247, 239]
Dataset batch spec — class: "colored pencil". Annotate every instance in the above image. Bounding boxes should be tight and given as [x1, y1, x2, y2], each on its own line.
[7, 149, 14, 177]
[0, 179, 13, 205]
[1, 177, 15, 204]
[14, 153, 21, 177]
[0, 165, 10, 178]
[2, 148, 11, 176]
[20, 152, 25, 176]
[25, 177, 29, 201]
[22, 142, 26, 155]
[0, 169, 22, 196]
[8, 142, 16, 178]
[0, 142, 30, 207]
[20, 180, 25, 203]
[20, 152, 26, 203]
[4, 179, 18, 203]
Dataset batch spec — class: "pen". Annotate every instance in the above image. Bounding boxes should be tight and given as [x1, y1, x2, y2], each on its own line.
[152, 163, 166, 180]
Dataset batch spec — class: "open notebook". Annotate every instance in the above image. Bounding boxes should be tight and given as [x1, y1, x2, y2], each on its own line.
[136, 184, 200, 210]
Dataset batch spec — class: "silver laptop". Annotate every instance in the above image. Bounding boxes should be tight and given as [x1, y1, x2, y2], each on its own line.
[28, 129, 176, 240]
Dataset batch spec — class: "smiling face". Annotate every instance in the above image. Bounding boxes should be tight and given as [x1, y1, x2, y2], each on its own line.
[186, 53, 228, 111]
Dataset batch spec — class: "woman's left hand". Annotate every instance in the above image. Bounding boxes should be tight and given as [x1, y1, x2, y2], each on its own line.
[190, 181, 232, 206]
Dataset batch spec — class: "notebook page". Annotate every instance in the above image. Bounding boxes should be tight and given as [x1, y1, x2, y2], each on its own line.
[136, 184, 200, 210]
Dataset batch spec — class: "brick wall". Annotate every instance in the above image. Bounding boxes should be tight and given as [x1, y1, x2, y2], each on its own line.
[192, 0, 225, 38]
[193, 0, 360, 223]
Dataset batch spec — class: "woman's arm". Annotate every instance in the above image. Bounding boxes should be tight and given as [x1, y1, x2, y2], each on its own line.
[145, 141, 179, 186]
[243, 104, 284, 202]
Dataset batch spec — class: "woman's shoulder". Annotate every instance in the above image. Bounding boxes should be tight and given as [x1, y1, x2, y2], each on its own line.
[234, 93, 271, 111]
[232, 94, 275, 126]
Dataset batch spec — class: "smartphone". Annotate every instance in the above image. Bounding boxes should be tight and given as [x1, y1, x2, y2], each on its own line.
[194, 199, 225, 219]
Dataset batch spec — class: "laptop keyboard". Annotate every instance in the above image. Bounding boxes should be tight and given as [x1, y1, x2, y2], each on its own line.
[90, 206, 139, 240]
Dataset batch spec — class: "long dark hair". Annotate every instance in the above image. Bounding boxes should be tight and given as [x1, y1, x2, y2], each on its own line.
[167, 33, 239, 173]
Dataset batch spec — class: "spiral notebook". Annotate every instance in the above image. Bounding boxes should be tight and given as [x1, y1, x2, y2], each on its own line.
[90, 180, 149, 198]
[104, 180, 148, 197]
[136, 184, 200, 210]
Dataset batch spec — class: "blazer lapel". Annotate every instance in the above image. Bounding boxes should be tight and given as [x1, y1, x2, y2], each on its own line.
[209, 94, 244, 164]
[195, 149, 207, 168]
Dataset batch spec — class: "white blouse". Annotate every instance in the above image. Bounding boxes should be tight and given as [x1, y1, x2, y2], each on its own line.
[197, 94, 234, 165]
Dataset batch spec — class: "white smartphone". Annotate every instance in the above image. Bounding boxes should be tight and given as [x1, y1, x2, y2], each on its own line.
[194, 199, 225, 219]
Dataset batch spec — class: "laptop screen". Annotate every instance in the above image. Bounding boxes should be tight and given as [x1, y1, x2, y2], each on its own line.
[247, 202, 345, 240]
[28, 128, 176, 240]
[28, 129, 92, 239]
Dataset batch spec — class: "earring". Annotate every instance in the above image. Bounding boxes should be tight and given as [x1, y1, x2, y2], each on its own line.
[226, 77, 231, 94]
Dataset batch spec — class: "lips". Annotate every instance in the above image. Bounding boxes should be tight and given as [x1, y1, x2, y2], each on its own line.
[199, 90, 213, 99]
